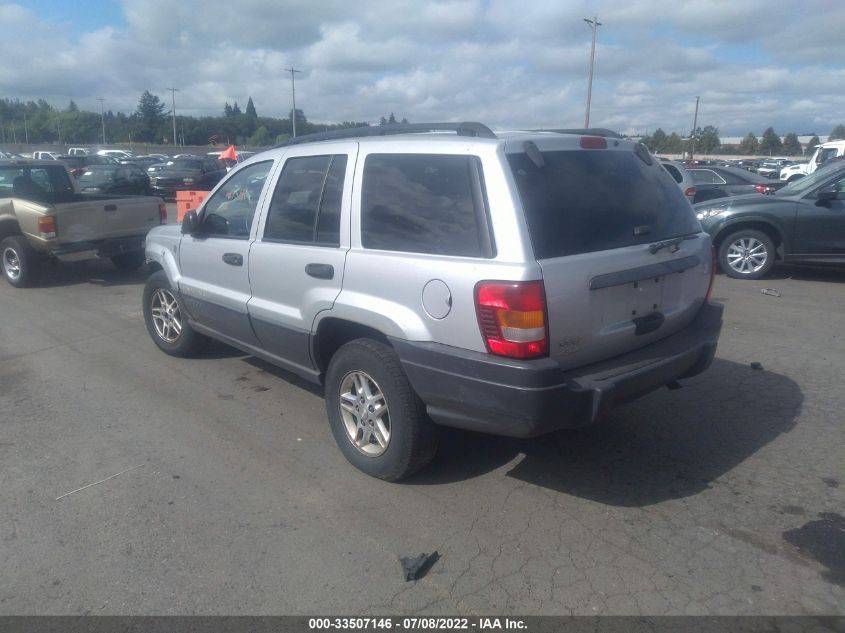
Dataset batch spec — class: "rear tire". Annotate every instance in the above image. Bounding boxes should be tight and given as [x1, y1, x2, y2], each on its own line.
[325, 338, 439, 481]
[111, 251, 146, 271]
[718, 229, 775, 280]
[1, 235, 41, 288]
[142, 270, 209, 357]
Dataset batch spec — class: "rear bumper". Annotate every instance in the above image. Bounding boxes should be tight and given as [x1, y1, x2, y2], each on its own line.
[52, 236, 146, 261]
[392, 301, 723, 438]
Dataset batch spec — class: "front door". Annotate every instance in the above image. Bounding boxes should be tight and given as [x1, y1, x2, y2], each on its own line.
[793, 170, 845, 258]
[178, 159, 276, 345]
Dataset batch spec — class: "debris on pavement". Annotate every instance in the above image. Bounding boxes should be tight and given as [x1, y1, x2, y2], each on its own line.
[55, 464, 145, 501]
[761, 288, 782, 297]
[400, 551, 440, 581]
[750, 362, 764, 371]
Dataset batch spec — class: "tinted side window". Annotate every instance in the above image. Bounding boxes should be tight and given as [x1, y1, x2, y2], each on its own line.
[663, 164, 683, 183]
[690, 169, 724, 185]
[264, 156, 333, 243]
[361, 154, 490, 257]
[316, 155, 347, 245]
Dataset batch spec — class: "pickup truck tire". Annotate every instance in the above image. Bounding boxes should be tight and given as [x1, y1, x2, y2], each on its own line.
[111, 251, 146, 271]
[1, 235, 41, 288]
[143, 270, 209, 357]
[325, 338, 439, 481]
[718, 229, 776, 280]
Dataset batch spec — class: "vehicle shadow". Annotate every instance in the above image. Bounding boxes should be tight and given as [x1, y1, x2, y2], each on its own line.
[407, 358, 803, 507]
[34, 260, 150, 288]
[765, 263, 845, 284]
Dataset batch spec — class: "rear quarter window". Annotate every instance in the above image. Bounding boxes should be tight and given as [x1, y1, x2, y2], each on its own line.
[508, 149, 699, 259]
[361, 154, 493, 257]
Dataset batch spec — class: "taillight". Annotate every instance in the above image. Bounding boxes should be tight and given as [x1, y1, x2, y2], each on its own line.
[754, 184, 772, 194]
[580, 136, 607, 149]
[37, 216, 57, 239]
[685, 186, 696, 199]
[475, 280, 548, 359]
[158, 202, 167, 224]
[705, 246, 716, 301]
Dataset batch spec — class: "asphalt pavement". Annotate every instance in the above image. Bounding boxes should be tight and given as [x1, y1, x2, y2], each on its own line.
[0, 258, 843, 615]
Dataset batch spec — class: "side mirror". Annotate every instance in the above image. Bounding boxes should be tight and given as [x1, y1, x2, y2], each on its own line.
[181, 209, 199, 234]
[816, 186, 837, 203]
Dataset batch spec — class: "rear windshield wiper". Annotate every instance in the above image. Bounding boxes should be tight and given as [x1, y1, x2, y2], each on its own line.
[648, 234, 698, 254]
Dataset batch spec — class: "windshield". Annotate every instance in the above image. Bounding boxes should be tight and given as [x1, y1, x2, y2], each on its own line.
[78, 167, 119, 185]
[165, 159, 202, 171]
[776, 162, 845, 196]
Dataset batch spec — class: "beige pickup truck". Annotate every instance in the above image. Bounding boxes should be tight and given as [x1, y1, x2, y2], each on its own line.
[0, 159, 167, 287]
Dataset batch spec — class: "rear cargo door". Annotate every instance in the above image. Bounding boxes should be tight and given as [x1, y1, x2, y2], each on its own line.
[507, 143, 713, 370]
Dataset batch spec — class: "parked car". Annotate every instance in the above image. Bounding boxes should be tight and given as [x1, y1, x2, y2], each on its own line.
[0, 159, 166, 287]
[695, 160, 845, 279]
[142, 123, 722, 480]
[96, 149, 133, 160]
[149, 157, 227, 199]
[757, 158, 792, 179]
[659, 158, 696, 203]
[31, 151, 61, 161]
[77, 164, 151, 195]
[57, 154, 117, 178]
[119, 155, 164, 168]
[688, 165, 786, 203]
[67, 147, 92, 156]
[780, 140, 845, 182]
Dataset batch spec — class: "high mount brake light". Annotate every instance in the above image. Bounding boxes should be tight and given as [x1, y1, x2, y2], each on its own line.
[475, 280, 548, 359]
[580, 136, 607, 150]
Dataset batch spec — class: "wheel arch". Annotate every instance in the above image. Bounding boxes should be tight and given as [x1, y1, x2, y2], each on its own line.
[713, 219, 786, 258]
[311, 317, 393, 377]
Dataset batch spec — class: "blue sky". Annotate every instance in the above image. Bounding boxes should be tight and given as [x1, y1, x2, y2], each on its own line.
[2, 0, 844, 137]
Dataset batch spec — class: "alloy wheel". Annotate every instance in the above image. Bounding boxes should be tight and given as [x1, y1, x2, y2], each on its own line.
[2, 247, 21, 281]
[150, 288, 183, 343]
[338, 370, 391, 457]
[726, 237, 767, 275]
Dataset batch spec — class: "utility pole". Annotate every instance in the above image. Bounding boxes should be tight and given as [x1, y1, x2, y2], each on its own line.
[167, 87, 179, 146]
[689, 96, 700, 160]
[97, 97, 106, 145]
[583, 16, 602, 128]
[23, 109, 28, 144]
[285, 67, 302, 137]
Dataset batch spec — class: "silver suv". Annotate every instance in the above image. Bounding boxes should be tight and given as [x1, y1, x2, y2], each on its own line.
[143, 123, 723, 480]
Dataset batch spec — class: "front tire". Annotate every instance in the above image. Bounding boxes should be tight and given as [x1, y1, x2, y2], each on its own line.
[142, 270, 209, 357]
[718, 229, 776, 280]
[325, 339, 439, 481]
[1, 235, 41, 288]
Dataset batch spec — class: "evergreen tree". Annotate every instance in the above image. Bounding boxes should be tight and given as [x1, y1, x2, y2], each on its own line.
[134, 90, 167, 142]
[829, 124, 845, 141]
[223, 102, 234, 117]
[647, 128, 667, 153]
[782, 133, 802, 156]
[739, 132, 759, 154]
[245, 97, 257, 118]
[388, 112, 397, 124]
[695, 125, 721, 154]
[663, 132, 683, 153]
[232, 102, 242, 116]
[805, 135, 821, 154]
[67, 100, 79, 112]
[759, 127, 782, 155]
[379, 116, 387, 126]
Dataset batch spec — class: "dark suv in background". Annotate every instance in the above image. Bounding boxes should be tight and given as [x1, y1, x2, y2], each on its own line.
[149, 157, 226, 200]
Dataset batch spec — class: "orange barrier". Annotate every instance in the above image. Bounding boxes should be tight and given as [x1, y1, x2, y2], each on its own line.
[175, 190, 209, 221]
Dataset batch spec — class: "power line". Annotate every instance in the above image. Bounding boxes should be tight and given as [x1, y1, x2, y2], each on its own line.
[583, 16, 602, 128]
[284, 67, 302, 138]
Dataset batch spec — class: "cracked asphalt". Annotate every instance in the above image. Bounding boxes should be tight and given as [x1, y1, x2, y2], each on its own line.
[0, 257, 843, 616]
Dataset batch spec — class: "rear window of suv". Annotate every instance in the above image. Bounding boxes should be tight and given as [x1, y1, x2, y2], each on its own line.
[508, 149, 699, 259]
[361, 154, 493, 258]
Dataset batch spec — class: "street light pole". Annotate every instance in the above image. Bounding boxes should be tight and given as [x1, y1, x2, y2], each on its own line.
[583, 15, 602, 128]
[167, 87, 179, 146]
[23, 109, 28, 144]
[285, 67, 302, 137]
[690, 96, 700, 160]
[97, 98, 106, 145]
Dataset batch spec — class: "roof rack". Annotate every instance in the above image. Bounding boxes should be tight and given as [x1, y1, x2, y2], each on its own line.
[275, 122, 497, 147]
[534, 128, 623, 139]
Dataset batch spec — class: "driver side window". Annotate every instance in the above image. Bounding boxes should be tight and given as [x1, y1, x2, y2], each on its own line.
[200, 160, 273, 238]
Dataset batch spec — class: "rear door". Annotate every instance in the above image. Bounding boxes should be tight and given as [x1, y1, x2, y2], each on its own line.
[177, 159, 276, 344]
[507, 140, 712, 370]
[247, 143, 357, 374]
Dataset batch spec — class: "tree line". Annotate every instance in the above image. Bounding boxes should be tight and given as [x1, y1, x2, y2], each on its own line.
[0, 91, 410, 147]
[641, 124, 845, 156]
